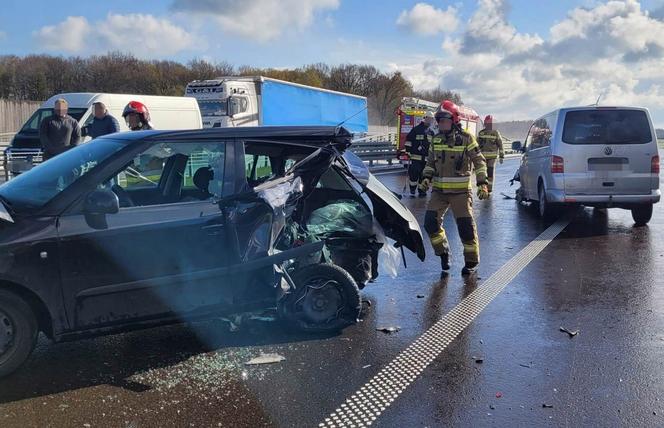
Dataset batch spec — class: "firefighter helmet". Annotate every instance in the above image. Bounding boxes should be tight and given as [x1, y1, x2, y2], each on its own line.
[437, 100, 460, 124]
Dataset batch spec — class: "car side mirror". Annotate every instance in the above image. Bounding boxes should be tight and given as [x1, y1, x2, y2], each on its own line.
[84, 189, 119, 215]
[511, 141, 522, 152]
[84, 189, 119, 230]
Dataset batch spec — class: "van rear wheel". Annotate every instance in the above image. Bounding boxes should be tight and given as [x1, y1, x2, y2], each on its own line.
[631, 204, 653, 226]
[538, 183, 560, 220]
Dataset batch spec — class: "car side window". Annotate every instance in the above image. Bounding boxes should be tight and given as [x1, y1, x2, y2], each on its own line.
[528, 116, 553, 150]
[102, 142, 226, 208]
[245, 154, 273, 185]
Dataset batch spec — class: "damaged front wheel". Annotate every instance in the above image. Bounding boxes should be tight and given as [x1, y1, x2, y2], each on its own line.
[279, 264, 361, 332]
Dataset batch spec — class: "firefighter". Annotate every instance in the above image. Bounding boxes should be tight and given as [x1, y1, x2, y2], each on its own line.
[420, 106, 489, 275]
[477, 115, 504, 194]
[405, 111, 435, 196]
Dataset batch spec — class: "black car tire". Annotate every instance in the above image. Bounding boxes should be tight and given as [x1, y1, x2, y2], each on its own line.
[538, 182, 560, 221]
[631, 204, 653, 226]
[280, 263, 361, 333]
[0, 289, 38, 378]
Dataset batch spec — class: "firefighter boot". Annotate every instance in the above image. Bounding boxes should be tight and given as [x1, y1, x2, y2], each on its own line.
[461, 262, 478, 276]
[441, 253, 450, 271]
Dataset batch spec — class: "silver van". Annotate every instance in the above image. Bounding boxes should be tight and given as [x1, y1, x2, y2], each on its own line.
[513, 106, 660, 225]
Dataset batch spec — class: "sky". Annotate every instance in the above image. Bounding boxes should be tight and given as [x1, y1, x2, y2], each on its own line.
[2, 0, 664, 125]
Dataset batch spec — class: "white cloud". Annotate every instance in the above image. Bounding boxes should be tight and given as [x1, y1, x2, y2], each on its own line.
[390, 0, 664, 125]
[33, 14, 197, 57]
[172, 0, 339, 42]
[34, 16, 91, 53]
[396, 3, 459, 35]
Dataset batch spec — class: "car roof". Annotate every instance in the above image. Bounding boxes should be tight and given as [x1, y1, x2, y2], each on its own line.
[539, 106, 651, 118]
[97, 126, 354, 146]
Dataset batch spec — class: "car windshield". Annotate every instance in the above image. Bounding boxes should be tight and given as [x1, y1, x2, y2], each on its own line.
[0, 139, 125, 212]
[562, 110, 652, 145]
[197, 100, 227, 117]
[19, 107, 88, 132]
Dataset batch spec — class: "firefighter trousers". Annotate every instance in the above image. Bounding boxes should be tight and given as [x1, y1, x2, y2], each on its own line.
[408, 160, 426, 194]
[486, 158, 498, 193]
[423, 191, 480, 265]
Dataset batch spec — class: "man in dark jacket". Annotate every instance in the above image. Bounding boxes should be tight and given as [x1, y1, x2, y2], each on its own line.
[405, 111, 435, 196]
[39, 98, 81, 160]
[84, 102, 120, 138]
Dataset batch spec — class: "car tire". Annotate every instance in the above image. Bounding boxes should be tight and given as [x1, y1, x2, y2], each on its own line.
[0, 289, 38, 378]
[279, 263, 361, 333]
[631, 204, 653, 226]
[538, 182, 560, 221]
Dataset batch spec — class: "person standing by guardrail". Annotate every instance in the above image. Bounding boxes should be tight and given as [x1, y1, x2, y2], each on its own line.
[83, 101, 120, 138]
[39, 98, 81, 161]
[477, 115, 504, 194]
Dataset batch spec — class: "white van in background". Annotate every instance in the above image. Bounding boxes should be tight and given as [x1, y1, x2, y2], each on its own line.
[5, 93, 202, 176]
[513, 106, 660, 225]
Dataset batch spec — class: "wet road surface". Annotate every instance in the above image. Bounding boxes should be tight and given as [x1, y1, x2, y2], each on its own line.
[1, 157, 663, 427]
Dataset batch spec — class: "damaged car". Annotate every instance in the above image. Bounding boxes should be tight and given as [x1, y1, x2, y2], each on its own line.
[0, 126, 425, 377]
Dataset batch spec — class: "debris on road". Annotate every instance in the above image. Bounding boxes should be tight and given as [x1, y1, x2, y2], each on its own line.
[362, 365, 372, 369]
[495, 392, 503, 398]
[519, 363, 532, 368]
[472, 356, 484, 364]
[489, 404, 496, 410]
[245, 353, 286, 365]
[417, 294, 425, 298]
[542, 403, 554, 408]
[560, 327, 579, 338]
[500, 192, 516, 200]
[376, 326, 401, 334]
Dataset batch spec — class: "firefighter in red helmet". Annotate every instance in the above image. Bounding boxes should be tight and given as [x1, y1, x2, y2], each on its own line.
[420, 101, 489, 275]
[122, 101, 153, 131]
[477, 114, 504, 194]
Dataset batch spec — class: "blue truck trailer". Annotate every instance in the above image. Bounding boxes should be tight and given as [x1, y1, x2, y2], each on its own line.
[185, 76, 369, 133]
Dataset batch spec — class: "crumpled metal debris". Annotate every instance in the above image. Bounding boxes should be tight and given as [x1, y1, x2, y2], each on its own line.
[560, 326, 579, 338]
[376, 326, 401, 334]
[245, 353, 286, 365]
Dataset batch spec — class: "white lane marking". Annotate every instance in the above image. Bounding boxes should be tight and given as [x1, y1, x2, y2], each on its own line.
[319, 217, 571, 427]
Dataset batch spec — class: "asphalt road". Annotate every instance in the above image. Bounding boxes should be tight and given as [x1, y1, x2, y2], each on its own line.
[1, 157, 663, 427]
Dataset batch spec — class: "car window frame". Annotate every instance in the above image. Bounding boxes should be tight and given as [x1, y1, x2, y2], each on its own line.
[58, 138, 237, 216]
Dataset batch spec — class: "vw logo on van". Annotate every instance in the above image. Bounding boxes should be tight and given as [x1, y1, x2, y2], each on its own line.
[604, 146, 613, 156]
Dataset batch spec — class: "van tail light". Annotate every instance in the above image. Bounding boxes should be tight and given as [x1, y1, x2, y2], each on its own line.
[551, 155, 565, 174]
[652, 155, 660, 174]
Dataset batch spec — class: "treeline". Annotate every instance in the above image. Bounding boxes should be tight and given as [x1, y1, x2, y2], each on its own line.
[0, 52, 461, 125]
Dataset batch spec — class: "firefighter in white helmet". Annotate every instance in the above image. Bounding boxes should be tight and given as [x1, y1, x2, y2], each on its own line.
[404, 111, 435, 196]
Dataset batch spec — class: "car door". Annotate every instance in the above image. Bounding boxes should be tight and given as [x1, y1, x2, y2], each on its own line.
[57, 140, 235, 330]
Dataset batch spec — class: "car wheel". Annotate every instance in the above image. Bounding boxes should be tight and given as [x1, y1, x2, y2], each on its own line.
[0, 289, 38, 378]
[538, 182, 559, 220]
[631, 204, 653, 226]
[279, 264, 361, 333]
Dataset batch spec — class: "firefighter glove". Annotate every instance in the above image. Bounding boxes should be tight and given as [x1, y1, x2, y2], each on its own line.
[477, 184, 490, 200]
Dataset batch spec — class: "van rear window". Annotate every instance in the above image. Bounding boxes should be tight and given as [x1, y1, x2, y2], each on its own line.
[562, 110, 652, 145]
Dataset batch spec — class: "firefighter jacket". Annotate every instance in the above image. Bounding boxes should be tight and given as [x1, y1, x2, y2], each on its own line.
[404, 122, 432, 162]
[423, 129, 488, 193]
[477, 129, 505, 160]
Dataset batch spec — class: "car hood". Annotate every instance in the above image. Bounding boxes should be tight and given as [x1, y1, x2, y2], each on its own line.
[339, 152, 425, 260]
